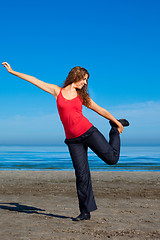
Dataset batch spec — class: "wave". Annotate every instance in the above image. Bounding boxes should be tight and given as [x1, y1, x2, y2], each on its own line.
[0, 145, 160, 171]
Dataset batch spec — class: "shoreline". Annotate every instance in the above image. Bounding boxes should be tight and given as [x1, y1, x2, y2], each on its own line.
[0, 171, 160, 239]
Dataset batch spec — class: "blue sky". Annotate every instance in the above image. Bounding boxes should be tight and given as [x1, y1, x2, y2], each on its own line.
[0, 0, 160, 145]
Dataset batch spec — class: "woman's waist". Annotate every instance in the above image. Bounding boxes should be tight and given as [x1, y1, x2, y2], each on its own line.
[64, 118, 93, 139]
[65, 125, 98, 144]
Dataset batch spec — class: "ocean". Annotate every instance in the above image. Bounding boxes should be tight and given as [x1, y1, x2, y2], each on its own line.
[0, 145, 160, 171]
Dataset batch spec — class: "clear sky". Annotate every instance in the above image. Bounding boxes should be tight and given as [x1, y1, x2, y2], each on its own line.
[0, 0, 160, 146]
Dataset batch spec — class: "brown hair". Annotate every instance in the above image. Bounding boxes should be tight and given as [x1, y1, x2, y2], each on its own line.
[63, 66, 91, 107]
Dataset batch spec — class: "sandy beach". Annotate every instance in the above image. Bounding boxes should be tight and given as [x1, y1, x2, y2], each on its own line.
[0, 171, 160, 240]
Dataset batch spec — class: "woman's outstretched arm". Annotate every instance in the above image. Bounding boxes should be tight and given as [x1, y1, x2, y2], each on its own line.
[2, 62, 60, 98]
[88, 98, 123, 134]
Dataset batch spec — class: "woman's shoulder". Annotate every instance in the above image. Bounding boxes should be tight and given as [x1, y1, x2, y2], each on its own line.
[54, 86, 62, 100]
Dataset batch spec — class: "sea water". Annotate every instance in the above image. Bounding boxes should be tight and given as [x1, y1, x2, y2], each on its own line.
[0, 145, 160, 171]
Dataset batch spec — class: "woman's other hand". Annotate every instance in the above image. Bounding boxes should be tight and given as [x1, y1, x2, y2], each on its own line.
[2, 62, 13, 73]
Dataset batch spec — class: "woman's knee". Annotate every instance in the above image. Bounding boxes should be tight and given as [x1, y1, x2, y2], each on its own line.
[106, 158, 119, 165]
[101, 152, 119, 165]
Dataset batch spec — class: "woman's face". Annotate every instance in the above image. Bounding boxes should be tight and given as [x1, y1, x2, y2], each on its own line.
[74, 74, 88, 89]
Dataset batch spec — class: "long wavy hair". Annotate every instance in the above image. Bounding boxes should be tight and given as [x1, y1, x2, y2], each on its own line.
[63, 66, 91, 107]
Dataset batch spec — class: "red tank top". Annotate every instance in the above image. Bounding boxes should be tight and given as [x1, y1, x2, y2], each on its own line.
[56, 89, 93, 139]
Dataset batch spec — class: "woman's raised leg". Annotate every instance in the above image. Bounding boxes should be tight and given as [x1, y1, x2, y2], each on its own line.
[84, 127, 120, 165]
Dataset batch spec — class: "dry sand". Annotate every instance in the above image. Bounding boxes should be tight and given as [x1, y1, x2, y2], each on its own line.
[0, 171, 160, 240]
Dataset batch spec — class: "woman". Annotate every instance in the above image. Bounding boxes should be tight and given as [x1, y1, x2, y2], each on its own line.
[2, 62, 129, 221]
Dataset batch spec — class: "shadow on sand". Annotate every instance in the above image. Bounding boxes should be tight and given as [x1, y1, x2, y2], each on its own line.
[0, 202, 74, 220]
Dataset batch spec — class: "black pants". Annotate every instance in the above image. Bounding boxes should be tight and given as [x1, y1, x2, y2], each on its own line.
[65, 125, 120, 213]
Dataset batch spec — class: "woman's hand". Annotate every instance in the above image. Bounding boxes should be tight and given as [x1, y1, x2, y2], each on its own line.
[117, 123, 123, 134]
[2, 62, 13, 73]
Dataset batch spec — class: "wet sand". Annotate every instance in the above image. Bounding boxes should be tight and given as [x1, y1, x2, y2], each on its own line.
[0, 171, 160, 240]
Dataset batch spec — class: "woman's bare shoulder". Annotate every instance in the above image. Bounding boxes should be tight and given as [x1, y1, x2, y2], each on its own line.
[52, 85, 61, 100]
